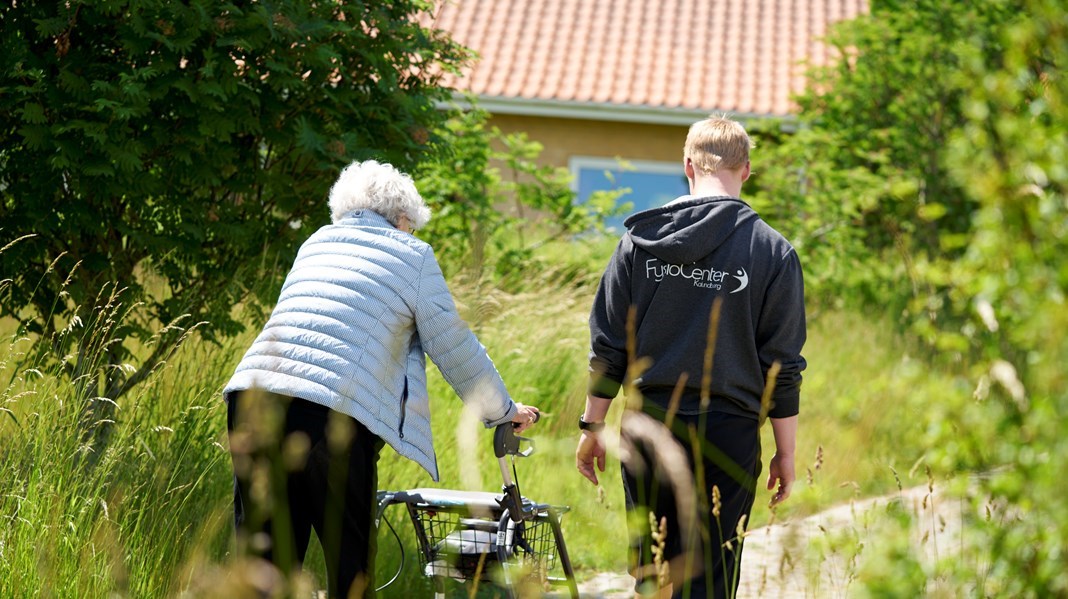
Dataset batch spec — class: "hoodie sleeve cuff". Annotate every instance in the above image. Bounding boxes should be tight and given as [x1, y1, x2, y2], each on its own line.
[767, 394, 799, 419]
[588, 375, 622, 400]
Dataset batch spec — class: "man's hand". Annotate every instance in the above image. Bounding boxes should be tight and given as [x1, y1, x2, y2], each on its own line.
[576, 430, 606, 485]
[766, 452, 795, 507]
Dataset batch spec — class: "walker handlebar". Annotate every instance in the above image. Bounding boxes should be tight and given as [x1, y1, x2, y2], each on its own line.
[493, 420, 536, 459]
[494, 422, 537, 522]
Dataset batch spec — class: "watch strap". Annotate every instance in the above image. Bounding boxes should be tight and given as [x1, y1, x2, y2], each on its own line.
[578, 416, 606, 433]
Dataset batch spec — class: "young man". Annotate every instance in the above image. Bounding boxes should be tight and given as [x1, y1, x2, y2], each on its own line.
[575, 116, 806, 598]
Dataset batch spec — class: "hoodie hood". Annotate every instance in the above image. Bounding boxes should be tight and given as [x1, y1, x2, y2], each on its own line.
[624, 196, 760, 264]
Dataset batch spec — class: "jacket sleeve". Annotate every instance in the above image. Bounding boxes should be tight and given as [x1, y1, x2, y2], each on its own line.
[588, 236, 634, 399]
[756, 249, 807, 418]
[413, 248, 517, 427]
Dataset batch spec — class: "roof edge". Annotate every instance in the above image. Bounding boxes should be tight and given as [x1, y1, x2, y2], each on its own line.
[446, 94, 792, 126]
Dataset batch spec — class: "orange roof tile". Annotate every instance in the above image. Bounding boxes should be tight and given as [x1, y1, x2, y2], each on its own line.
[425, 0, 868, 121]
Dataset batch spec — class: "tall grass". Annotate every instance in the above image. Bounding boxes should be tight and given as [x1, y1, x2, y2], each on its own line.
[0, 311, 237, 597]
[0, 240, 976, 597]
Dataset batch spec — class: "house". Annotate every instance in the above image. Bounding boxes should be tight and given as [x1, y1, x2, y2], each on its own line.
[426, 0, 869, 224]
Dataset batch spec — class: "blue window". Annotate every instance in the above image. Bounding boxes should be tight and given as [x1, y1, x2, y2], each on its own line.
[571, 157, 690, 231]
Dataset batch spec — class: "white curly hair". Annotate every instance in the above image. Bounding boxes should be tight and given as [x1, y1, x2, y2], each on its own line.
[327, 160, 432, 229]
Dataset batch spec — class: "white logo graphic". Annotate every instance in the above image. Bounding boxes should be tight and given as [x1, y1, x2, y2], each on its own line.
[645, 259, 749, 293]
[730, 268, 749, 294]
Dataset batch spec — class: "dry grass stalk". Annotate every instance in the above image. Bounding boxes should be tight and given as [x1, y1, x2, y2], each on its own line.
[687, 424, 711, 548]
[625, 305, 638, 383]
[468, 550, 489, 599]
[456, 405, 484, 493]
[664, 372, 689, 431]
[621, 308, 654, 413]
[923, 464, 941, 562]
[649, 512, 670, 590]
[808, 444, 824, 485]
[735, 514, 748, 540]
[724, 513, 749, 554]
[711, 482, 732, 588]
[618, 410, 701, 589]
[712, 484, 722, 519]
[0, 233, 38, 254]
[757, 361, 782, 427]
[699, 298, 723, 410]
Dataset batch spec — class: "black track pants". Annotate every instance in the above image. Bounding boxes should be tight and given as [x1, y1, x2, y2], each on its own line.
[227, 391, 384, 598]
[622, 409, 761, 599]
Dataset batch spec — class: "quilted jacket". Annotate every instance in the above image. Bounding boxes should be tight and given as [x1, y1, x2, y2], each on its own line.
[224, 210, 517, 480]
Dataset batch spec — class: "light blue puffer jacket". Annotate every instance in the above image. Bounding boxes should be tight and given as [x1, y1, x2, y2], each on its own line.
[224, 210, 517, 480]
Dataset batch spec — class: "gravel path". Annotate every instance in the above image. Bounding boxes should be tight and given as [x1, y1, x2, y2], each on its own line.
[567, 485, 959, 598]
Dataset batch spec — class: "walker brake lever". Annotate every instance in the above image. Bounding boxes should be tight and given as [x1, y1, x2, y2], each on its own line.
[494, 422, 535, 458]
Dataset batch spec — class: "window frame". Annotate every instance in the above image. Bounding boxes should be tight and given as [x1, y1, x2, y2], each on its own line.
[568, 156, 690, 228]
[568, 156, 686, 194]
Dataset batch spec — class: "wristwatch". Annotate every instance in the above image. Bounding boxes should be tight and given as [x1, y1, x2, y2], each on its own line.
[578, 416, 606, 433]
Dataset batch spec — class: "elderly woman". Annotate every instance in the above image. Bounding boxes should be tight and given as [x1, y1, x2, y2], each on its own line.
[223, 160, 539, 598]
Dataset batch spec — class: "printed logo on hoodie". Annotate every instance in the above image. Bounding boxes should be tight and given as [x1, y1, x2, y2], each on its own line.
[645, 258, 749, 294]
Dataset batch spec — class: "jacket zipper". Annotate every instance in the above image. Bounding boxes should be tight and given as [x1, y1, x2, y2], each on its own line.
[398, 377, 408, 439]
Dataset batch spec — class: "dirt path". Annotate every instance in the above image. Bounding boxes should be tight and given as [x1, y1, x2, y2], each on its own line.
[568, 485, 960, 598]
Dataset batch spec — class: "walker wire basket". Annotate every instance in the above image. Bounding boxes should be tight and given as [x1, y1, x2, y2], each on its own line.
[376, 423, 579, 598]
[401, 493, 565, 584]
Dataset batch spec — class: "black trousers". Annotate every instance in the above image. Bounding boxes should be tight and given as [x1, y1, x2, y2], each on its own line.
[622, 409, 761, 599]
[227, 391, 384, 598]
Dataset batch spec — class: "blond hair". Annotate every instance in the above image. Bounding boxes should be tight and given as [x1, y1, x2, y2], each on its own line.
[683, 115, 754, 174]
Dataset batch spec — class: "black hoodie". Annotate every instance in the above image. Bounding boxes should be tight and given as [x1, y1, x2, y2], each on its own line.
[588, 196, 807, 419]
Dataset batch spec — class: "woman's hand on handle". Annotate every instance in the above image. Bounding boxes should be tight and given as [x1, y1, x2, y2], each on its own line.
[511, 403, 540, 434]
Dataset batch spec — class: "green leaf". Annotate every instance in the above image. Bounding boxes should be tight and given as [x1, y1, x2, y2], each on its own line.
[917, 202, 948, 221]
[16, 124, 50, 149]
[294, 116, 324, 153]
[20, 103, 48, 124]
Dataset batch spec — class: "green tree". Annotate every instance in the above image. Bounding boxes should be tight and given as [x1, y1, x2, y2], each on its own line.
[763, 0, 1068, 592]
[923, 0, 1068, 593]
[0, 1, 467, 435]
[414, 107, 619, 283]
[750, 0, 1019, 316]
